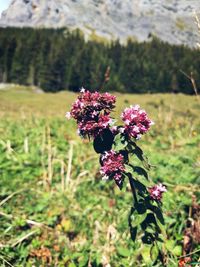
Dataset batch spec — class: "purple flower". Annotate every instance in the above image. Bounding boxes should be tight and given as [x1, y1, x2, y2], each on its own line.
[148, 183, 167, 202]
[121, 105, 154, 139]
[78, 115, 113, 138]
[67, 89, 116, 138]
[69, 89, 116, 122]
[100, 150, 125, 187]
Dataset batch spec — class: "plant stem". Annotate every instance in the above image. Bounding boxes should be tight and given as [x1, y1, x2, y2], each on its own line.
[128, 173, 137, 204]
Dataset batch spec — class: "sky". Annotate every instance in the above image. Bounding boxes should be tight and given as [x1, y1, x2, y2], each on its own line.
[0, 0, 11, 16]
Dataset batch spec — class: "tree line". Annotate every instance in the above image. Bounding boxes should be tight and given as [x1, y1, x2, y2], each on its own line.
[0, 27, 199, 94]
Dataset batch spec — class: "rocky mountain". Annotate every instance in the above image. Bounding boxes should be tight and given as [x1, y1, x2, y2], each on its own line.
[0, 0, 200, 47]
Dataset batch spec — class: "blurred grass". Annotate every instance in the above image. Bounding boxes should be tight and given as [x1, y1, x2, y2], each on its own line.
[0, 86, 199, 266]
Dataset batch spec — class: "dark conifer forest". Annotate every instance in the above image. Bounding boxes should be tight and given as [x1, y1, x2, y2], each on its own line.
[0, 27, 199, 93]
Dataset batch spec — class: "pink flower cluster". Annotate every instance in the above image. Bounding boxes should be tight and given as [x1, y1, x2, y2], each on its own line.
[77, 114, 112, 138]
[66, 89, 116, 138]
[100, 150, 125, 187]
[148, 183, 167, 202]
[121, 105, 154, 139]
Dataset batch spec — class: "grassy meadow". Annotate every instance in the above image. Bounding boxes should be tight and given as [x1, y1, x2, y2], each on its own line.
[0, 86, 199, 266]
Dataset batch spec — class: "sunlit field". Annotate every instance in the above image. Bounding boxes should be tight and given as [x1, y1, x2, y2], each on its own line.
[0, 86, 199, 266]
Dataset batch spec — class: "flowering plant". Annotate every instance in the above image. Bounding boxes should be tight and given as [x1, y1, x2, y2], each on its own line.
[66, 89, 167, 261]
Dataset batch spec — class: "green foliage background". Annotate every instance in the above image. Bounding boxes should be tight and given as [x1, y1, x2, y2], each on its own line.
[0, 27, 200, 94]
[0, 87, 199, 266]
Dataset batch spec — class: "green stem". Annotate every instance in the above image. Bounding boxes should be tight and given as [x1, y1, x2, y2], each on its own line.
[128, 173, 137, 204]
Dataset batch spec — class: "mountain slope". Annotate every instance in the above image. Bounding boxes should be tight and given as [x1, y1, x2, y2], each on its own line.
[0, 0, 200, 47]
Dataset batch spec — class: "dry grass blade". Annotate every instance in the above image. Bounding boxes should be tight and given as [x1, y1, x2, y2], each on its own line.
[24, 137, 29, 154]
[47, 126, 53, 186]
[11, 230, 38, 248]
[0, 189, 24, 207]
[178, 248, 200, 258]
[41, 127, 48, 188]
[0, 256, 14, 267]
[0, 211, 47, 228]
[60, 160, 65, 192]
[100, 66, 111, 91]
[180, 69, 199, 100]
[65, 141, 74, 189]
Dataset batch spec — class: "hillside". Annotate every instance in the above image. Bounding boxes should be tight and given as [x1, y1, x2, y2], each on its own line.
[1, 0, 200, 47]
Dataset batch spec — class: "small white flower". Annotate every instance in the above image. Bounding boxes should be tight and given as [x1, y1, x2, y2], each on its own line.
[80, 87, 85, 93]
[111, 126, 117, 132]
[132, 104, 140, 110]
[102, 151, 109, 160]
[91, 110, 98, 117]
[139, 109, 145, 115]
[136, 134, 142, 140]
[65, 112, 71, 120]
[125, 119, 131, 125]
[133, 125, 140, 132]
[102, 175, 109, 181]
[108, 118, 114, 124]
[77, 129, 81, 136]
[131, 114, 137, 119]
[157, 183, 167, 192]
[153, 189, 160, 196]
[119, 127, 125, 133]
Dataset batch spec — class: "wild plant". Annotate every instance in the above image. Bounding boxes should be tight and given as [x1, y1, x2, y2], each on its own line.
[66, 88, 167, 262]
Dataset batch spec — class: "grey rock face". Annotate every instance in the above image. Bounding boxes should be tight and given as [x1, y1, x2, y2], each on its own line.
[0, 0, 200, 47]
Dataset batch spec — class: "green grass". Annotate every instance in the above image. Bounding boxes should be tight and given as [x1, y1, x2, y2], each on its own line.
[0, 87, 199, 266]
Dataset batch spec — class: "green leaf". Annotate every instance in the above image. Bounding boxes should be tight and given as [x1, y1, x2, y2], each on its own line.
[135, 202, 147, 214]
[145, 227, 156, 234]
[120, 258, 130, 266]
[78, 255, 89, 267]
[135, 176, 150, 187]
[172, 246, 182, 256]
[134, 180, 147, 193]
[115, 142, 127, 151]
[125, 164, 133, 174]
[141, 213, 157, 231]
[132, 166, 149, 180]
[154, 206, 165, 226]
[142, 156, 152, 171]
[113, 133, 127, 151]
[130, 143, 152, 170]
[116, 246, 131, 257]
[129, 165, 150, 187]
[165, 240, 175, 251]
[141, 246, 152, 264]
[129, 226, 137, 241]
[130, 211, 147, 228]
[150, 245, 159, 261]
[113, 133, 121, 143]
